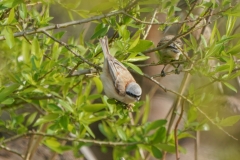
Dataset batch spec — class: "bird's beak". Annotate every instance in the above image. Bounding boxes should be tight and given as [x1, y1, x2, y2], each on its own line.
[136, 96, 141, 101]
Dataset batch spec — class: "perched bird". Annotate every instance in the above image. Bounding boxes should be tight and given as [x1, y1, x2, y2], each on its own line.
[157, 35, 183, 77]
[99, 36, 142, 104]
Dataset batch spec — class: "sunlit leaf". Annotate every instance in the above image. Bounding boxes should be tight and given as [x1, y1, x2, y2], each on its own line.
[26, 112, 38, 126]
[222, 82, 237, 93]
[0, 84, 19, 103]
[93, 77, 103, 93]
[127, 56, 150, 62]
[2, 27, 15, 48]
[59, 115, 69, 130]
[123, 62, 143, 75]
[129, 40, 153, 52]
[59, 99, 74, 113]
[82, 103, 106, 112]
[145, 119, 167, 133]
[116, 126, 127, 141]
[219, 115, 240, 127]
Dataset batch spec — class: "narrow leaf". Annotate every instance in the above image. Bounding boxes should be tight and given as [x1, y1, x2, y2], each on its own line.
[123, 62, 143, 75]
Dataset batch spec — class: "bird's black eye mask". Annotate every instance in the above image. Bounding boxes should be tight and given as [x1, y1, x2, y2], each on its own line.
[126, 91, 141, 99]
[166, 43, 180, 53]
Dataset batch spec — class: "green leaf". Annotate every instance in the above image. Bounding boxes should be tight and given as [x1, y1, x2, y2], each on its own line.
[22, 39, 31, 63]
[102, 96, 115, 114]
[226, 16, 236, 36]
[149, 127, 166, 144]
[34, 113, 60, 126]
[90, 1, 118, 12]
[118, 25, 130, 40]
[214, 64, 229, 73]
[178, 132, 195, 139]
[145, 119, 167, 133]
[31, 37, 41, 56]
[44, 138, 62, 153]
[123, 62, 143, 75]
[222, 82, 237, 93]
[83, 124, 95, 138]
[2, 27, 15, 48]
[46, 103, 63, 113]
[151, 146, 162, 158]
[91, 25, 109, 39]
[92, 77, 103, 93]
[59, 99, 74, 113]
[82, 103, 106, 112]
[219, 115, 240, 127]
[127, 56, 150, 62]
[155, 143, 175, 153]
[187, 107, 197, 122]
[2, 0, 23, 8]
[226, 42, 240, 55]
[141, 95, 150, 124]
[129, 40, 153, 52]
[59, 115, 69, 130]
[19, 3, 27, 19]
[87, 94, 102, 101]
[228, 55, 234, 74]
[1, 98, 15, 104]
[0, 84, 19, 103]
[116, 126, 127, 141]
[6, 8, 15, 24]
[223, 4, 240, 17]
[26, 112, 38, 126]
[129, 34, 140, 50]
[99, 122, 115, 140]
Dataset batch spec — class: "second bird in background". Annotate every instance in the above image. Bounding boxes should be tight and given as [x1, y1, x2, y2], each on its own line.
[157, 35, 183, 77]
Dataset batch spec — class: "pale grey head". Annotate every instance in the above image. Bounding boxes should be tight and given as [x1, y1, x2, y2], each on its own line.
[126, 82, 142, 101]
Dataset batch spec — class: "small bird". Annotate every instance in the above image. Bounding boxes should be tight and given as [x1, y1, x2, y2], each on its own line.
[99, 36, 142, 104]
[157, 35, 183, 77]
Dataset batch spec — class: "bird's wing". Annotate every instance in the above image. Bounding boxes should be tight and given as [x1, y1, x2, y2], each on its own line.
[107, 57, 135, 95]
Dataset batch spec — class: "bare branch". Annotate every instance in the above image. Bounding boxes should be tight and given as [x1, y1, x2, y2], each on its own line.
[174, 100, 185, 160]
[3, 131, 145, 146]
[0, 144, 24, 159]
[41, 30, 101, 70]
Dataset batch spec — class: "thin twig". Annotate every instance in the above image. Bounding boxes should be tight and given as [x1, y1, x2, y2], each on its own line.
[174, 100, 185, 160]
[66, 69, 98, 77]
[0, 144, 24, 159]
[0, 10, 125, 41]
[26, 2, 42, 6]
[165, 4, 214, 146]
[195, 131, 200, 160]
[178, 0, 198, 34]
[125, 0, 139, 11]
[137, 61, 186, 67]
[3, 131, 145, 146]
[143, 8, 158, 40]
[0, 7, 231, 41]
[41, 30, 100, 70]
[25, 124, 49, 160]
[128, 112, 145, 159]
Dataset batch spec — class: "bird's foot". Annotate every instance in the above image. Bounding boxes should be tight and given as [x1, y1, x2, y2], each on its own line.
[161, 71, 166, 77]
[175, 68, 180, 74]
[126, 103, 134, 112]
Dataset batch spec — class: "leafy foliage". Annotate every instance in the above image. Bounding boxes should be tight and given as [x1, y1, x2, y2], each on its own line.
[0, 0, 240, 159]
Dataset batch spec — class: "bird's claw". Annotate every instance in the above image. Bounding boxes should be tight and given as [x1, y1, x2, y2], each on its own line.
[175, 68, 180, 74]
[126, 103, 134, 112]
[161, 71, 166, 77]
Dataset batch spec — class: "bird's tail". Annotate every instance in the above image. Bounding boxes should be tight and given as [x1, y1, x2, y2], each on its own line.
[99, 36, 110, 58]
